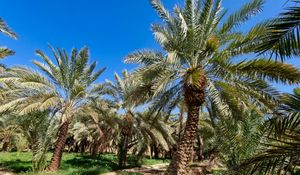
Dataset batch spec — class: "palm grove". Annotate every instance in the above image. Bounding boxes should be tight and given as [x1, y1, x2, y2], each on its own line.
[1, 0, 300, 174]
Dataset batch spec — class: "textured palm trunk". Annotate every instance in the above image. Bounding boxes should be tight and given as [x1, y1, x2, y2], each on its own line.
[46, 119, 71, 172]
[91, 130, 105, 157]
[118, 134, 129, 168]
[167, 72, 206, 175]
[2, 141, 9, 151]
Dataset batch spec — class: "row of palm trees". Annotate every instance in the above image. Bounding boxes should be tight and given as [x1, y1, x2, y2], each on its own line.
[1, 0, 300, 174]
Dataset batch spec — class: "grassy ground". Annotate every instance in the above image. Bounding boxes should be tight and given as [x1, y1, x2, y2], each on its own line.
[0, 152, 169, 175]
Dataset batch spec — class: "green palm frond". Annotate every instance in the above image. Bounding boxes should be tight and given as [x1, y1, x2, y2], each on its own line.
[256, 3, 300, 60]
[230, 59, 300, 84]
[0, 17, 17, 39]
[0, 47, 15, 59]
[219, 0, 264, 34]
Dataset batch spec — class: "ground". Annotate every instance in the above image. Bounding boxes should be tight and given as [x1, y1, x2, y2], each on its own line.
[0, 152, 170, 175]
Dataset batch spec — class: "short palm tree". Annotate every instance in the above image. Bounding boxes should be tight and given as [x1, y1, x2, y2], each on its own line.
[0, 17, 17, 59]
[125, 0, 300, 174]
[73, 98, 121, 156]
[132, 109, 175, 164]
[17, 111, 57, 172]
[0, 46, 106, 171]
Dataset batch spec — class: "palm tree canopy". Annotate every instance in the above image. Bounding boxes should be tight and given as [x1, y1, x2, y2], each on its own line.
[0, 46, 106, 116]
[125, 0, 300, 120]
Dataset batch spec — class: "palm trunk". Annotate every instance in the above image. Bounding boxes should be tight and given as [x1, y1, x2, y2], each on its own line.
[2, 141, 9, 151]
[167, 72, 206, 175]
[91, 134, 105, 157]
[46, 119, 70, 171]
[118, 134, 129, 168]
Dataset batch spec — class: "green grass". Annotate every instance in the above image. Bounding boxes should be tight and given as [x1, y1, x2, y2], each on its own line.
[0, 152, 168, 175]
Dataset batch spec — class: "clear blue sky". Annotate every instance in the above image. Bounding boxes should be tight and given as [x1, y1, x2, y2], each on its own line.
[0, 0, 299, 92]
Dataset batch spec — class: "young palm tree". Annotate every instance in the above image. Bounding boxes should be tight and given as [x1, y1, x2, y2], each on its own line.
[0, 46, 106, 171]
[17, 111, 57, 172]
[0, 17, 17, 59]
[125, 0, 300, 174]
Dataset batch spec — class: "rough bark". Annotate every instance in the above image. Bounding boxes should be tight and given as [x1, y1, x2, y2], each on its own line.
[118, 114, 133, 168]
[2, 141, 9, 151]
[167, 72, 206, 175]
[91, 129, 105, 157]
[46, 119, 71, 172]
[118, 134, 129, 168]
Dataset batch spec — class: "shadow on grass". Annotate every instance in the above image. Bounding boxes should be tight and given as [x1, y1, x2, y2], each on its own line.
[0, 153, 163, 175]
[1, 160, 32, 173]
[63, 154, 119, 175]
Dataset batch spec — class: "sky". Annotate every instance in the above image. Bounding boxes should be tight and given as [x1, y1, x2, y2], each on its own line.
[0, 0, 299, 93]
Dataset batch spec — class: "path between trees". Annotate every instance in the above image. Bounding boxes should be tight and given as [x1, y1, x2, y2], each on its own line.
[102, 163, 169, 175]
[102, 161, 224, 175]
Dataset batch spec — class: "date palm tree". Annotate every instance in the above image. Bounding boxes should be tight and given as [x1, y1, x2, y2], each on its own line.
[124, 0, 300, 174]
[106, 70, 137, 168]
[0, 46, 106, 171]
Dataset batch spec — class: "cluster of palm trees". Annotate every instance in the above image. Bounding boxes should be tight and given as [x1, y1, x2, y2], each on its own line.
[1, 0, 300, 174]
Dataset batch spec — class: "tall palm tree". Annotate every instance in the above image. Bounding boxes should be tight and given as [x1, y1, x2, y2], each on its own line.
[0, 17, 17, 59]
[0, 46, 106, 171]
[124, 0, 300, 174]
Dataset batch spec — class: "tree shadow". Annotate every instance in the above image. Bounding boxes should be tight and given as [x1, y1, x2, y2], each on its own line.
[0, 160, 32, 173]
[64, 154, 119, 175]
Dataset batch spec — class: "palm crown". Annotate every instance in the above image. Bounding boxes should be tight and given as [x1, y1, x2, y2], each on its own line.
[0, 46, 105, 115]
[125, 0, 300, 174]
[125, 0, 300, 122]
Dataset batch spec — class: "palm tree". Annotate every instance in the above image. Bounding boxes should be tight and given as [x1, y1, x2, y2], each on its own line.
[16, 111, 57, 172]
[132, 109, 175, 164]
[107, 70, 175, 167]
[106, 70, 137, 168]
[0, 46, 106, 171]
[256, 1, 300, 60]
[124, 0, 300, 174]
[0, 115, 20, 151]
[72, 98, 121, 156]
[0, 17, 17, 59]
